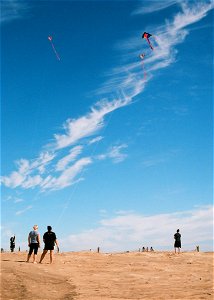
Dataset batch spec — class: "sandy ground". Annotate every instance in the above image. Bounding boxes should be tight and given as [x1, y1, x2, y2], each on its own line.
[0, 251, 213, 300]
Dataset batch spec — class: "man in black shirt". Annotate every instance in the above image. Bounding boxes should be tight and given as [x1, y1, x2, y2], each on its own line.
[39, 226, 59, 264]
[174, 229, 181, 253]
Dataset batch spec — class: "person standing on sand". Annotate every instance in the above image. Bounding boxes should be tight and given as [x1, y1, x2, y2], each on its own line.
[26, 225, 40, 263]
[39, 226, 59, 264]
[10, 235, 15, 252]
[174, 229, 181, 253]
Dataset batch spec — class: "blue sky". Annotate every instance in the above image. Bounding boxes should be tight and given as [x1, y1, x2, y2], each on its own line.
[1, 0, 213, 252]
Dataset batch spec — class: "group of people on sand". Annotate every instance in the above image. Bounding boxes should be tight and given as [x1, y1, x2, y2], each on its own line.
[25, 226, 181, 260]
[142, 246, 154, 252]
[26, 225, 59, 264]
[140, 229, 181, 254]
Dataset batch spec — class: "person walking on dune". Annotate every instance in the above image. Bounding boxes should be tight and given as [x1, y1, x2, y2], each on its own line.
[174, 229, 181, 253]
[26, 225, 40, 263]
[39, 226, 59, 264]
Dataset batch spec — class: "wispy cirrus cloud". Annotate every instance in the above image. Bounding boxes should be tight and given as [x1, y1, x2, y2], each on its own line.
[54, 98, 131, 150]
[40, 157, 92, 191]
[97, 1, 213, 99]
[60, 205, 213, 252]
[4, 195, 24, 203]
[15, 205, 33, 216]
[13, 197, 24, 203]
[1, 98, 130, 192]
[88, 136, 104, 145]
[97, 144, 128, 163]
[132, 0, 179, 16]
[1, 151, 55, 189]
[1, 1, 213, 194]
[142, 150, 180, 168]
[1, 0, 31, 24]
[56, 145, 83, 171]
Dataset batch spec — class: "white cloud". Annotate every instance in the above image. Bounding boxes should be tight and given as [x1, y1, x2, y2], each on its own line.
[1, 0, 31, 24]
[1, 1, 213, 194]
[88, 136, 104, 145]
[1, 171, 26, 188]
[132, 0, 179, 15]
[60, 205, 213, 252]
[16, 159, 30, 175]
[98, 1, 213, 101]
[31, 152, 56, 173]
[142, 150, 179, 167]
[1, 98, 130, 191]
[56, 146, 83, 171]
[15, 205, 33, 216]
[108, 144, 128, 163]
[54, 98, 131, 150]
[41, 157, 92, 191]
[97, 144, 128, 163]
[3, 195, 23, 203]
[14, 197, 24, 203]
[1, 148, 89, 191]
[22, 175, 43, 189]
[172, 1, 214, 31]
[1, 151, 55, 189]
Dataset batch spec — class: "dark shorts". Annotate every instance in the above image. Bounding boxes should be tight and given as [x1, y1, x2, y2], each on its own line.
[29, 243, 39, 255]
[44, 244, 54, 251]
[174, 241, 181, 248]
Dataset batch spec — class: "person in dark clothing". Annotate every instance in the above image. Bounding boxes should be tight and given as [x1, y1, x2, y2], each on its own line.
[39, 226, 59, 264]
[174, 229, 181, 253]
[10, 236, 15, 252]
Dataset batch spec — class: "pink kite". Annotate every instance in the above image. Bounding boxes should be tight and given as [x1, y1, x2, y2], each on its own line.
[48, 36, 60, 61]
[142, 32, 154, 51]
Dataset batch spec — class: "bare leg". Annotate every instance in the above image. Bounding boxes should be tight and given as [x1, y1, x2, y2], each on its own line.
[26, 254, 31, 262]
[33, 254, 37, 263]
[50, 250, 53, 264]
[39, 250, 48, 263]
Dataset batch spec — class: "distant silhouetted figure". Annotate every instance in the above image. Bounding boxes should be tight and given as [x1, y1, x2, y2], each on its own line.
[150, 247, 154, 251]
[174, 229, 181, 253]
[39, 226, 59, 264]
[10, 236, 15, 252]
[146, 247, 149, 252]
[142, 247, 145, 252]
[1, 248, 4, 253]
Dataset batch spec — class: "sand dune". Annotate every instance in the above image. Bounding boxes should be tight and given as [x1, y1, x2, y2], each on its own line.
[1, 251, 213, 299]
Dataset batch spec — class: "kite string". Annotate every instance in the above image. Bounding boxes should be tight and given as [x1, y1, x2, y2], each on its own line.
[50, 40, 60, 61]
[141, 60, 147, 81]
[56, 105, 116, 226]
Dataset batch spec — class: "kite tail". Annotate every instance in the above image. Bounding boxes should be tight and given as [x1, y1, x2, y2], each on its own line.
[50, 41, 61, 61]
[141, 61, 147, 81]
[146, 38, 154, 50]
